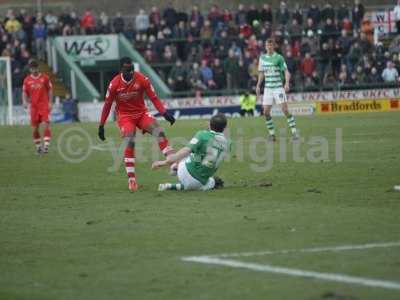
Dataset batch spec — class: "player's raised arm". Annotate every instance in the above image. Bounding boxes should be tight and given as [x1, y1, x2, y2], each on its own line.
[282, 57, 291, 92]
[22, 80, 30, 109]
[152, 146, 191, 169]
[98, 82, 116, 141]
[143, 77, 175, 125]
[46, 76, 53, 111]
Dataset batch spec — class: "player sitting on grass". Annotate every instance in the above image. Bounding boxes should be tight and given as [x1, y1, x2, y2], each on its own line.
[152, 113, 230, 191]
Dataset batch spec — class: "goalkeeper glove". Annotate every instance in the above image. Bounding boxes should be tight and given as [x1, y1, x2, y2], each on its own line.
[98, 125, 106, 141]
[163, 112, 175, 125]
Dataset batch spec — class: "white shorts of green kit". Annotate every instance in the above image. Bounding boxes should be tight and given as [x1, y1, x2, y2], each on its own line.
[177, 160, 215, 191]
[262, 87, 287, 106]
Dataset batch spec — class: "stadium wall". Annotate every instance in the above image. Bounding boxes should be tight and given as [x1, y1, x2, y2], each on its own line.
[0, 0, 395, 15]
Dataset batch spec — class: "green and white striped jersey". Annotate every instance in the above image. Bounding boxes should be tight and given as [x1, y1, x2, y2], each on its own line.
[258, 52, 287, 89]
[186, 130, 230, 185]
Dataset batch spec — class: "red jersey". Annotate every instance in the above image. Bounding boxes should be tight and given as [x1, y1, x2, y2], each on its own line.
[23, 73, 52, 108]
[100, 72, 167, 125]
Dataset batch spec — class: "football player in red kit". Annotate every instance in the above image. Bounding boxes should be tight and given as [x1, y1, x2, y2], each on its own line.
[22, 60, 53, 154]
[98, 57, 176, 192]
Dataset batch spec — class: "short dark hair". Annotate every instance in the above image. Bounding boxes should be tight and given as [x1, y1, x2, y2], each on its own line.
[29, 60, 39, 68]
[266, 38, 274, 44]
[120, 56, 133, 68]
[210, 113, 227, 132]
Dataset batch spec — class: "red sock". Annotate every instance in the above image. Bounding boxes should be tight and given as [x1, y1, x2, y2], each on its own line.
[124, 147, 135, 179]
[44, 127, 51, 148]
[33, 130, 41, 148]
[158, 137, 173, 157]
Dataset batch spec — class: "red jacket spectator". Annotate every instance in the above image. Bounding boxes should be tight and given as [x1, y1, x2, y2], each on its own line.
[300, 53, 316, 77]
[80, 10, 95, 31]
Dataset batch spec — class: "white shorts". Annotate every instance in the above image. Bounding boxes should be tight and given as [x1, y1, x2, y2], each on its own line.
[177, 160, 215, 191]
[262, 87, 287, 106]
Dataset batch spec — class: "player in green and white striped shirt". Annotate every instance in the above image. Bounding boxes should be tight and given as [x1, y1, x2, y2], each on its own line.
[151, 113, 229, 191]
[256, 39, 298, 142]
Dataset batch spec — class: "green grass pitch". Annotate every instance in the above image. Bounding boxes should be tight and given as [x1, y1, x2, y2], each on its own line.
[1, 112, 400, 300]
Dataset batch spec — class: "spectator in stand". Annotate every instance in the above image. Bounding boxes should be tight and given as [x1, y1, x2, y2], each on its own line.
[135, 9, 149, 34]
[199, 59, 215, 87]
[33, 19, 46, 60]
[382, 61, 399, 82]
[168, 59, 187, 90]
[307, 4, 321, 26]
[352, 0, 365, 30]
[207, 5, 221, 30]
[321, 3, 335, 22]
[113, 12, 125, 34]
[149, 6, 162, 27]
[200, 20, 213, 40]
[238, 59, 250, 89]
[338, 68, 350, 86]
[301, 30, 319, 57]
[338, 30, 352, 58]
[318, 43, 332, 78]
[247, 5, 259, 26]
[44, 11, 58, 36]
[275, 2, 290, 26]
[260, 4, 273, 24]
[235, 4, 247, 26]
[190, 5, 204, 28]
[163, 4, 178, 29]
[291, 4, 303, 25]
[321, 18, 338, 44]
[5, 13, 22, 36]
[355, 65, 367, 84]
[332, 41, 344, 76]
[394, 0, 400, 34]
[303, 17, 318, 37]
[80, 9, 95, 34]
[189, 62, 207, 90]
[98, 12, 111, 34]
[224, 49, 240, 89]
[347, 42, 362, 73]
[300, 52, 316, 78]
[366, 67, 381, 83]
[361, 19, 374, 44]
[174, 21, 188, 60]
[212, 58, 226, 89]
[337, 3, 349, 22]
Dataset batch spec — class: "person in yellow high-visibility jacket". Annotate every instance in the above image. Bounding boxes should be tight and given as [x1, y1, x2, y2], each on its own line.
[240, 92, 256, 116]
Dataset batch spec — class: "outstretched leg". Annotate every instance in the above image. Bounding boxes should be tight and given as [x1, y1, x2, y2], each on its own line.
[145, 119, 174, 157]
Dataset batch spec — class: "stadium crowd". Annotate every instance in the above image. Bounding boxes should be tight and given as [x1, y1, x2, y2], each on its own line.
[1, 1, 400, 101]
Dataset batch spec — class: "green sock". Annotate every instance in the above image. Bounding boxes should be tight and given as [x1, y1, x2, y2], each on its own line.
[286, 114, 297, 135]
[167, 183, 183, 190]
[265, 116, 275, 136]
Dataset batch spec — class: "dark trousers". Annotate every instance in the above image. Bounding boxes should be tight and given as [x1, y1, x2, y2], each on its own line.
[240, 109, 254, 116]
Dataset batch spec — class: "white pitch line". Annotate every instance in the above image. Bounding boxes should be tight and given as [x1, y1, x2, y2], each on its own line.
[91, 145, 109, 151]
[198, 241, 400, 258]
[182, 256, 400, 290]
